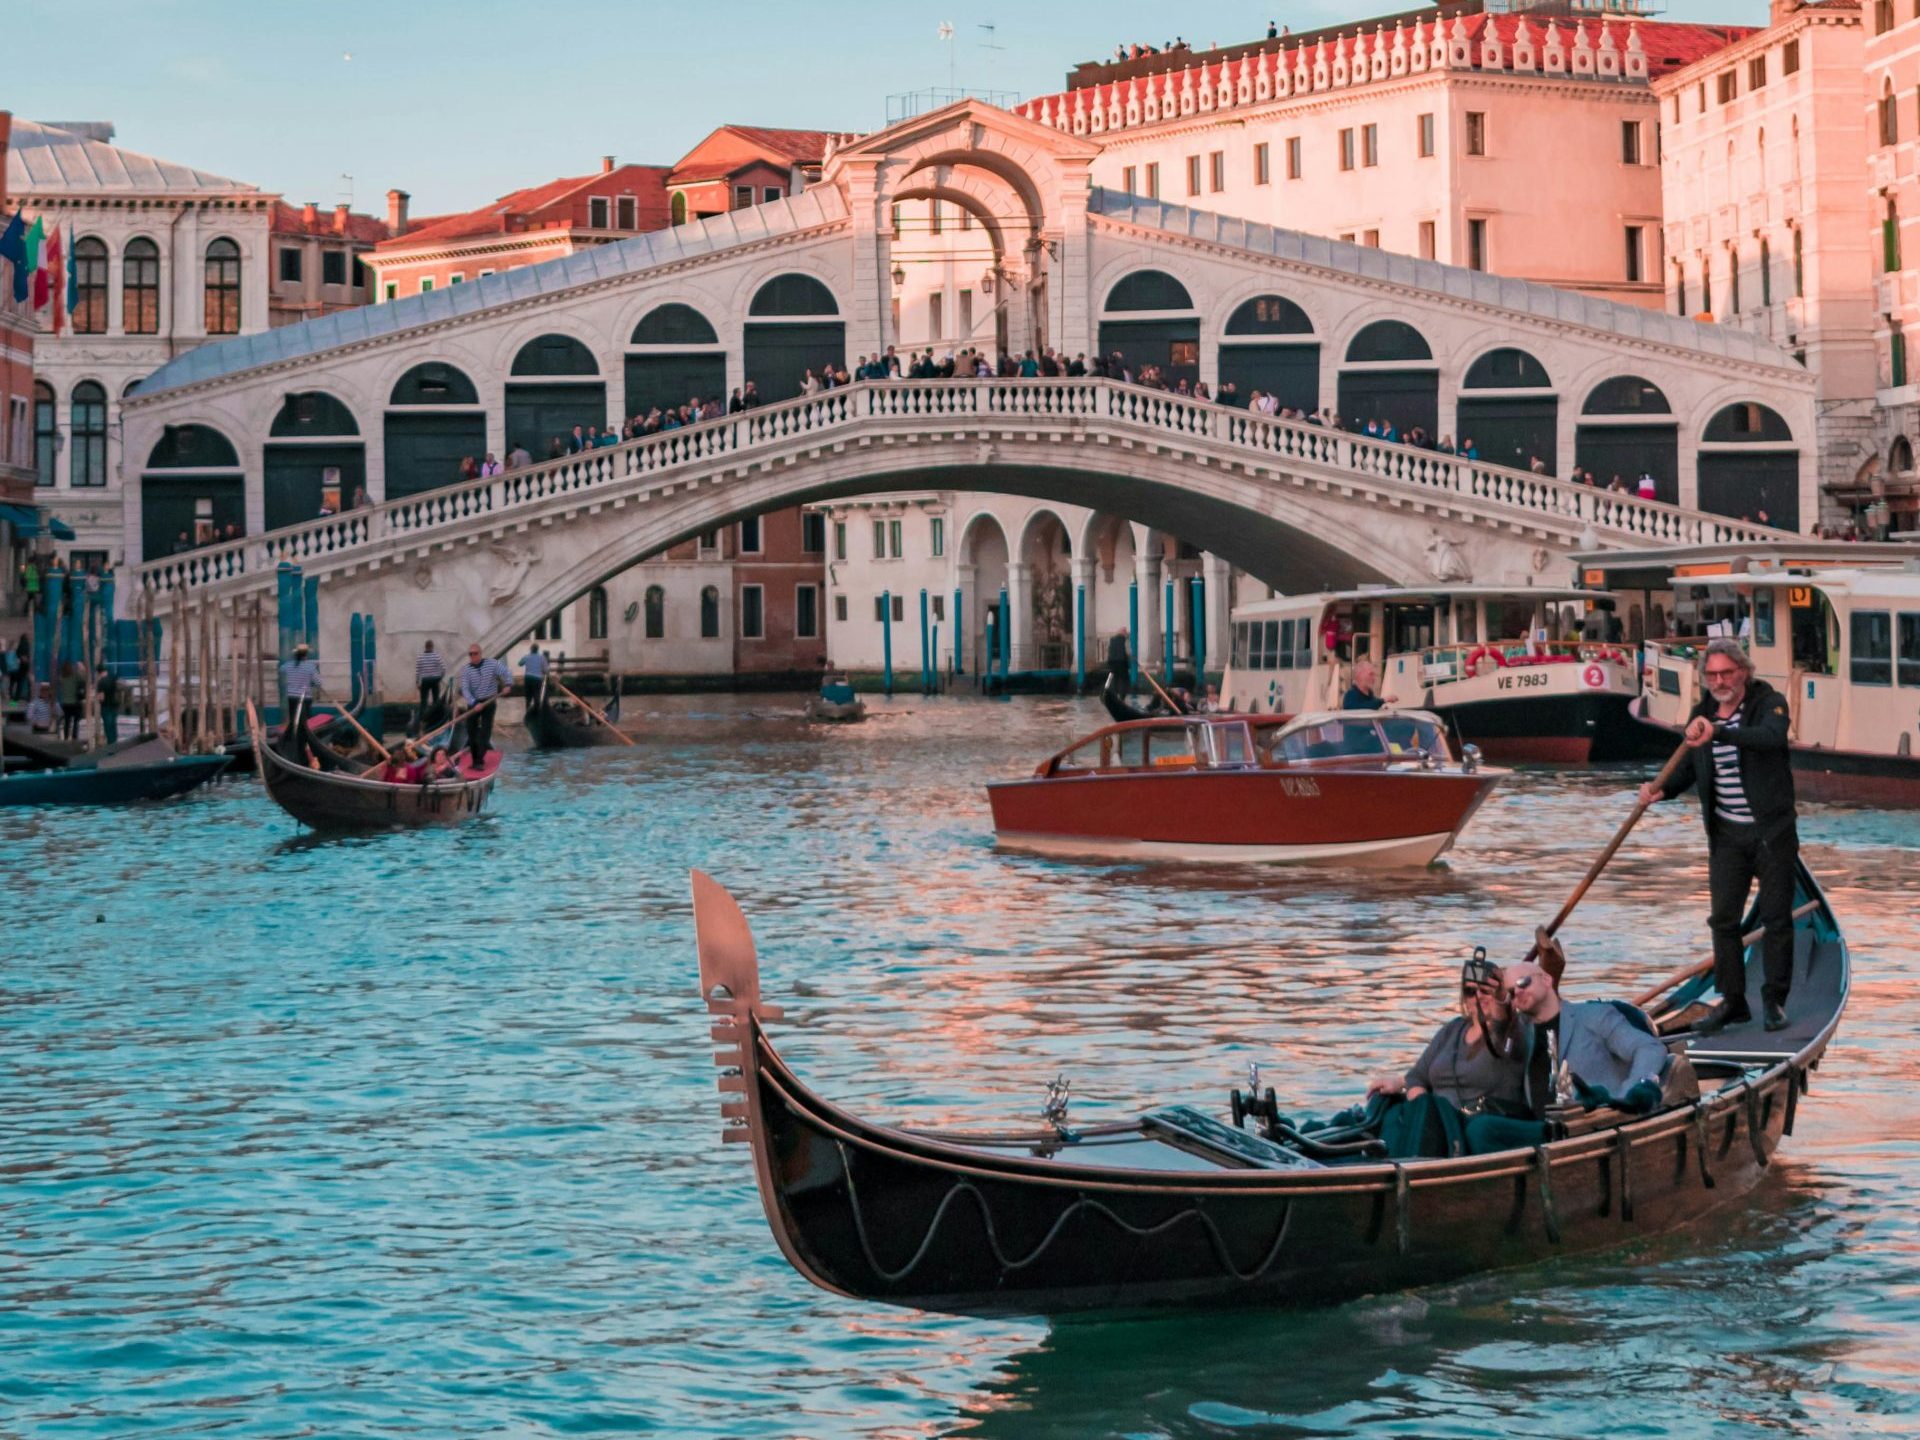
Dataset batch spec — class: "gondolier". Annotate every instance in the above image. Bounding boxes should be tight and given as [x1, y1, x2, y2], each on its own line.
[519, 644, 549, 709]
[280, 644, 323, 761]
[1638, 638, 1797, 1033]
[457, 644, 512, 768]
[415, 640, 446, 724]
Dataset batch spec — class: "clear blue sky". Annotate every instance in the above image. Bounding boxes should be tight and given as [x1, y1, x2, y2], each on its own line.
[9, 0, 1765, 218]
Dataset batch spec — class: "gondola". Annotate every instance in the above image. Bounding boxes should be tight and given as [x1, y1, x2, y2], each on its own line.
[523, 679, 626, 749]
[246, 704, 500, 830]
[692, 864, 1846, 1317]
[0, 748, 230, 807]
[1099, 670, 1164, 724]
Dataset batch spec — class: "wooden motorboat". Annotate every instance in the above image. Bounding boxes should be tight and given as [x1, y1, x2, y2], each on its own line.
[524, 680, 626, 749]
[0, 748, 230, 807]
[987, 709, 1502, 866]
[692, 864, 1846, 1317]
[247, 704, 500, 829]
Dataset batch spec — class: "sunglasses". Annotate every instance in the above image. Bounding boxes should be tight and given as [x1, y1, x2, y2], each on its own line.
[1511, 974, 1538, 992]
[1703, 667, 1743, 680]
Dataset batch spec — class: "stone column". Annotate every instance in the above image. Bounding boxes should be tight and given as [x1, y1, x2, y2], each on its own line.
[1071, 554, 1097, 677]
[1203, 553, 1233, 675]
[842, 161, 889, 360]
[1006, 559, 1033, 672]
[1134, 543, 1162, 676]
[954, 560, 977, 673]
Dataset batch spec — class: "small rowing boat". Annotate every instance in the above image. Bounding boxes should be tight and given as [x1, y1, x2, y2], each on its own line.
[524, 678, 627, 749]
[247, 704, 500, 829]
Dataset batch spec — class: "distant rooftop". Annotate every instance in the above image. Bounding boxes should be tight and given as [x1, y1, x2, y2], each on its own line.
[6, 118, 259, 196]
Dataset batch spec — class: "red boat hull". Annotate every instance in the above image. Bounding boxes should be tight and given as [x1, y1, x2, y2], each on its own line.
[986, 768, 1500, 866]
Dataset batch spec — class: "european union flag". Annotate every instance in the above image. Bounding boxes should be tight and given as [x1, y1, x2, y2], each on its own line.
[0, 211, 26, 303]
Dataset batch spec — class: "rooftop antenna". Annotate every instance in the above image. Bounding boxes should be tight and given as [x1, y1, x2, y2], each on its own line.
[336, 173, 354, 208]
[938, 20, 956, 94]
[978, 22, 1004, 78]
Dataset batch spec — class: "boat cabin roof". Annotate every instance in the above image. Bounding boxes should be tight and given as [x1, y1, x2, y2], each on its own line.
[1037, 708, 1451, 775]
[1572, 542, 1920, 594]
[1231, 585, 1594, 623]
[1669, 565, 1920, 605]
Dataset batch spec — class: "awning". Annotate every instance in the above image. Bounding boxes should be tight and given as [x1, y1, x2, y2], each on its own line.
[0, 504, 77, 540]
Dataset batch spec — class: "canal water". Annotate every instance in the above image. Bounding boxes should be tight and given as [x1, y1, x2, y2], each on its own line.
[3, 695, 1917, 1439]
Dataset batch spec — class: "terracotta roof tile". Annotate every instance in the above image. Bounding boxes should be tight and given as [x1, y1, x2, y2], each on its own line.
[377, 166, 673, 251]
[270, 200, 391, 243]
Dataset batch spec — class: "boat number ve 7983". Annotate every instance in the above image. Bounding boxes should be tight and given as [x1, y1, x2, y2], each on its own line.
[1495, 671, 1550, 691]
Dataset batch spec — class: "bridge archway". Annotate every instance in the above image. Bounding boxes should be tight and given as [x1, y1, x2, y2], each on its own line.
[506, 334, 605, 456]
[1099, 269, 1199, 389]
[1457, 346, 1557, 474]
[385, 362, 485, 501]
[624, 303, 725, 421]
[1337, 320, 1437, 437]
[743, 273, 845, 401]
[265, 391, 364, 530]
[1018, 507, 1075, 670]
[1700, 401, 1799, 531]
[1576, 375, 1677, 501]
[959, 510, 1011, 670]
[1216, 293, 1317, 412]
[142, 423, 243, 557]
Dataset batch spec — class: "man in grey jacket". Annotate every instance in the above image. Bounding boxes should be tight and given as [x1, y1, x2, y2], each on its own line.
[1505, 960, 1672, 1119]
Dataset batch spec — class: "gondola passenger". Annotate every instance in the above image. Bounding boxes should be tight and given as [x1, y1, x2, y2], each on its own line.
[378, 742, 423, 785]
[425, 745, 460, 781]
[1367, 954, 1525, 1157]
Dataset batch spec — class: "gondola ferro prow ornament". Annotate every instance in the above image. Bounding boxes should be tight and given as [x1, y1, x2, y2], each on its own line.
[692, 869, 781, 1146]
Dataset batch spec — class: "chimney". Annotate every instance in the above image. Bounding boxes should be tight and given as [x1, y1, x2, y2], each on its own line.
[333, 203, 351, 234]
[1769, 0, 1801, 22]
[302, 200, 319, 225]
[601, 155, 615, 174]
[386, 187, 410, 234]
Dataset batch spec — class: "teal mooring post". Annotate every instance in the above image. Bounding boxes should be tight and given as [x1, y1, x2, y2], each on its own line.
[1074, 583, 1086, 692]
[275, 562, 297, 665]
[302, 575, 320, 652]
[1163, 578, 1175, 684]
[951, 588, 963, 674]
[984, 616, 996, 690]
[929, 626, 940, 696]
[998, 584, 1010, 679]
[1128, 580, 1139, 688]
[349, 616, 366, 711]
[881, 590, 893, 697]
[1191, 576, 1206, 686]
[919, 589, 931, 695]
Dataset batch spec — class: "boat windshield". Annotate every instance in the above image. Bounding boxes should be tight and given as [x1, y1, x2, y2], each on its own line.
[1055, 722, 1211, 773]
[1271, 717, 1387, 762]
[1378, 714, 1447, 757]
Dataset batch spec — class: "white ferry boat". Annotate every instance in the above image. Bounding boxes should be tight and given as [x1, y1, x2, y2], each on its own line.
[1222, 585, 1654, 763]
[1577, 544, 1920, 804]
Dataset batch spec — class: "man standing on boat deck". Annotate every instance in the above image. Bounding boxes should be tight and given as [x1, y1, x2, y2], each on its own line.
[457, 644, 512, 768]
[280, 643, 324, 762]
[1638, 639, 1798, 1033]
[414, 640, 446, 726]
[1342, 658, 1397, 710]
[519, 644, 549, 710]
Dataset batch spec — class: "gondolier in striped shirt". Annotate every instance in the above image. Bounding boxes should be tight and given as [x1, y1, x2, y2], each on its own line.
[279, 644, 324, 762]
[457, 644, 513, 769]
[1639, 638, 1797, 1034]
[415, 640, 446, 725]
[519, 643, 549, 710]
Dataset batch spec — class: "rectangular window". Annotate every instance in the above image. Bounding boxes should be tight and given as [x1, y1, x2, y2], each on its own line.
[801, 512, 826, 554]
[1418, 113, 1435, 158]
[739, 515, 762, 554]
[1697, 82, 1707, 115]
[278, 248, 302, 283]
[617, 195, 638, 229]
[734, 185, 754, 210]
[322, 250, 347, 286]
[383, 281, 397, 301]
[1338, 128, 1355, 171]
[872, 519, 886, 559]
[1209, 150, 1225, 192]
[1364, 228, 1380, 249]
[874, 596, 887, 623]
[893, 595, 905, 623]
[1898, 613, 1920, 686]
[795, 585, 818, 639]
[1467, 217, 1488, 272]
[1418, 220, 1437, 259]
[1186, 154, 1202, 196]
[888, 519, 904, 558]
[448, 272, 463, 285]
[353, 256, 368, 288]
[1852, 610, 1893, 685]
[1894, 330, 1909, 389]
[1254, 142, 1270, 184]
[1748, 55, 1766, 91]
[740, 585, 764, 640]
[1716, 71, 1737, 105]
[958, 289, 972, 334]
[1621, 120, 1642, 166]
[835, 594, 848, 623]
[930, 516, 945, 557]
[764, 186, 782, 205]
[1122, 165, 1137, 194]
[590, 197, 610, 228]
[1782, 39, 1800, 75]
[1145, 163, 1160, 199]
[419, 277, 433, 293]
[932, 595, 945, 622]
[1362, 124, 1378, 167]
[1339, 232, 1355, 244]
[699, 529, 719, 554]
[1286, 136, 1302, 179]
[929, 200, 943, 235]
[891, 203, 903, 238]
[1625, 225, 1644, 284]
[1465, 112, 1486, 156]
[929, 290, 943, 339]
[833, 520, 847, 561]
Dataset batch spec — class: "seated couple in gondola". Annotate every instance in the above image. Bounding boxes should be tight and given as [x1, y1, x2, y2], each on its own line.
[1361, 951, 1676, 1159]
[375, 742, 460, 786]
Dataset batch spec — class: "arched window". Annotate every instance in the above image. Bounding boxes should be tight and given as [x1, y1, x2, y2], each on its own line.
[670, 192, 688, 226]
[1760, 237, 1772, 307]
[204, 237, 241, 335]
[645, 585, 665, 639]
[1886, 198, 1903, 274]
[123, 237, 160, 335]
[510, 334, 599, 376]
[630, 304, 718, 345]
[1673, 261, 1687, 318]
[588, 585, 609, 641]
[1756, 128, 1766, 191]
[72, 238, 109, 335]
[70, 382, 108, 488]
[1103, 269, 1194, 312]
[146, 424, 241, 470]
[32, 382, 56, 489]
[389, 362, 480, 406]
[1344, 320, 1432, 363]
[270, 391, 360, 437]
[748, 274, 839, 316]
[1462, 348, 1551, 389]
[1883, 80, 1899, 147]
[699, 585, 720, 639]
[1583, 377, 1672, 415]
[1728, 243, 1742, 315]
[1704, 403, 1793, 444]
[1892, 435, 1915, 475]
[1223, 294, 1313, 334]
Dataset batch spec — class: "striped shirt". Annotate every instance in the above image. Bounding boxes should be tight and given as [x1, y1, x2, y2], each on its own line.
[458, 657, 513, 706]
[1711, 712, 1755, 825]
[520, 650, 548, 679]
[25, 697, 54, 730]
[280, 657, 322, 699]
[415, 648, 446, 682]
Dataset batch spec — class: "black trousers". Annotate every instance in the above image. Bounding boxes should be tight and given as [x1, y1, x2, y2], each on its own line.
[467, 701, 495, 765]
[1707, 821, 1798, 1009]
[417, 678, 443, 726]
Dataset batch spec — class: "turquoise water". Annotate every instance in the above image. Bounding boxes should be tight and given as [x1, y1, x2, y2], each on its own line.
[4, 695, 1918, 1438]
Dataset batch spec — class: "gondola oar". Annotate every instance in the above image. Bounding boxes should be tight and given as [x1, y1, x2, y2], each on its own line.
[1630, 899, 1822, 1009]
[360, 694, 498, 776]
[1139, 669, 1189, 715]
[1519, 739, 1692, 967]
[548, 675, 635, 746]
[332, 702, 393, 765]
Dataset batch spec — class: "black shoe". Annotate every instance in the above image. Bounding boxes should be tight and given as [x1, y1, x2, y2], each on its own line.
[1763, 999, 1789, 1032]
[1693, 1001, 1753, 1035]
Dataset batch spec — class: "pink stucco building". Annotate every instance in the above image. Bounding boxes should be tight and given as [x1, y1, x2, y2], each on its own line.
[1867, 0, 1920, 516]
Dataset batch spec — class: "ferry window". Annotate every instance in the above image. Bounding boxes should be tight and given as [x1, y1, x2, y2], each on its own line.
[1898, 614, 1920, 686]
[1851, 611, 1893, 686]
[1231, 622, 1249, 668]
[1295, 623, 1312, 668]
[1263, 621, 1281, 669]
[1277, 618, 1295, 670]
[1790, 595, 1830, 675]
[1379, 715, 1444, 756]
[1752, 588, 1776, 647]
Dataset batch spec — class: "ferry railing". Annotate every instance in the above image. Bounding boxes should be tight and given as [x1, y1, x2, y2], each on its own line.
[128, 378, 1793, 605]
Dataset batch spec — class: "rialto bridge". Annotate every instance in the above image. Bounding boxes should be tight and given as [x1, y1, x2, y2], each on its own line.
[118, 102, 1812, 695]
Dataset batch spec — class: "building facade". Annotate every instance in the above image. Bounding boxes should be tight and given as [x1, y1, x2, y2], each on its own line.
[1867, 0, 1920, 517]
[5, 119, 388, 566]
[1013, 2, 1752, 308]
[1, 111, 44, 611]
[1654, 0, 1878, 526]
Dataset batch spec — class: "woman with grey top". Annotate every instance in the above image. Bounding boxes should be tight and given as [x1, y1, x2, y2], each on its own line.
[1367, 954, 1527, 1139]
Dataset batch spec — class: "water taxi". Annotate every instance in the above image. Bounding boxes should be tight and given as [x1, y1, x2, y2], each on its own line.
[986, 708, 1501, 866]
[1223, 585, 1652, 763]
[1579, 545, 1920, 804]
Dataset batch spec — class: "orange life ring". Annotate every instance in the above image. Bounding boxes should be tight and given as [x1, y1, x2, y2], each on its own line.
[1466, 645, 1504, 675]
